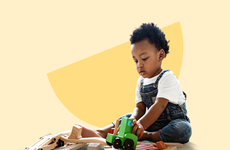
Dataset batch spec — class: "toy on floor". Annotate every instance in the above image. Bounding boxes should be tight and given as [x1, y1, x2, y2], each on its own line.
[135, 141, 177, 150]
[156, 141, 167, 149]
[136, 141, 184, 150]
[135, 143, 159, 150]
[25, 125, 106, 150]
[53, 142, 87, 150]
[87, 143, 101, 150]
[26, 122, 184, 150]
[106, 117, 138, 150]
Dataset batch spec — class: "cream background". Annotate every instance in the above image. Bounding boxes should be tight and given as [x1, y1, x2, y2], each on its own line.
[1, 1, 229, 150]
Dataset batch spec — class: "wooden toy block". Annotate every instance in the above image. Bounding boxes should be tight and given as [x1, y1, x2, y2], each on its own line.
[103, 145, 113, 149]
[87, 143, 101, 150]
[156, 141, 167, 149]
[60, 136, 107, 145]
[137, 141, 155, 146]
[137, 141, 183, 148]
[136, 143, 159, 150]
[26, 124, 108, 150]
[68, 125, 82, 139]
[54, 142, 86, 150]
[113, 120, 119, 135]
[25, 133, 66, 150]
[162, 143, 183, 148]
[162, 146, 177, 150]
[136, 142, 176, 150]
[59, 130, 72, 136]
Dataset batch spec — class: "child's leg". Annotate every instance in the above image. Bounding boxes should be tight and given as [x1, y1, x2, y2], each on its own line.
[139, 131, 162, 142]
[139, 119, 191, 143]
[158, 119, 191, 143]
[96, 124, 115, 138]
[76, 113, 132, 138]
[76, 123, 115, 138]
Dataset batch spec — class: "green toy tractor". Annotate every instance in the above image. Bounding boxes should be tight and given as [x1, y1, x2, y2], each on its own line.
[106, 117, 138, 150]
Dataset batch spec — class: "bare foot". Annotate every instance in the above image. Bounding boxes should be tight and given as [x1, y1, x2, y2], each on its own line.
[76, 124, 104, 138]
[139, 131, 161, 142]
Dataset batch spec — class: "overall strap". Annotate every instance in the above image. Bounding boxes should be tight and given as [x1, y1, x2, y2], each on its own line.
[140, 70, 170, 91]
[154, 69, 170, 87]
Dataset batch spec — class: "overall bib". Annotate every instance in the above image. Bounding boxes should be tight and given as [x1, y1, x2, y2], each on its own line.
[114, 70, 192, 143]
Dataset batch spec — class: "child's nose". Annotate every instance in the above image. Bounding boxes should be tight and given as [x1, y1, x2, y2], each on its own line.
[137, 62, 143, 68]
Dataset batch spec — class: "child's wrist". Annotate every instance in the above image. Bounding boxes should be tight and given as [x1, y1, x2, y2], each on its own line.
[129, 116, 136, 120]
[137, 120, 146, 130]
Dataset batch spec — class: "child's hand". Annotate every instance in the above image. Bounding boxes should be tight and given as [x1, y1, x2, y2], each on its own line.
[131, 119, 144, 140]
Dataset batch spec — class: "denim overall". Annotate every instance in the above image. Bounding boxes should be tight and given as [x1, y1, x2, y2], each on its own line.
[114, 70, 192, 143]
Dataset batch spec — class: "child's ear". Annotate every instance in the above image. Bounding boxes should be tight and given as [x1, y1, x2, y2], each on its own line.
[159, 49, 165, 61]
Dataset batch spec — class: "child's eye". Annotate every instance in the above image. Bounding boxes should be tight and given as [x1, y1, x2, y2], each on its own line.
[133, 59, 138, 63]
[142, 57, 149, 61]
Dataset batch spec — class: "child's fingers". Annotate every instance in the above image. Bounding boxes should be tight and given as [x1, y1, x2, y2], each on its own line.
[136, 126, 144, 139]
[131, 119, 137, 133]
[131, 119, 137, 126]
[131, 124, 138, 134]
[139, 131, 144, 140]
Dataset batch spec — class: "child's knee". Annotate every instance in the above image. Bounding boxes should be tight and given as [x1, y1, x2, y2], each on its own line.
[160, 119, 192, 143]
[113, 113, 132, 126]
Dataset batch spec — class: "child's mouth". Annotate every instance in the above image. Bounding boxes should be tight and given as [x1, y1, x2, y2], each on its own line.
[140, 71, 146, 75]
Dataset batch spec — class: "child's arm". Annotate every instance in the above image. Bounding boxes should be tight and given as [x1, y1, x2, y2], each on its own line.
[139, 97, 168, 129]
[129, 102, 146, 121]
[132, 98, 169, 139]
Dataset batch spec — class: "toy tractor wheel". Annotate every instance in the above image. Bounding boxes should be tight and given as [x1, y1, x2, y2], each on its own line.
[106, 141, 113, 146]
[124, 139, 134, 150]
[113, 138, 122, 149]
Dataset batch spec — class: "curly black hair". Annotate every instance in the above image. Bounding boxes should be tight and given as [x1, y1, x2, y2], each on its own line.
[130, 23, 169, 57]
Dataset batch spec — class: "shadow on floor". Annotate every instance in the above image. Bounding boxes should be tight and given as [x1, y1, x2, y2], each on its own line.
[181, 142, 199, 150]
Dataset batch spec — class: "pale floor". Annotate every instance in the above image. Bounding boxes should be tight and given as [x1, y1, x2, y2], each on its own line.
[21, 141, 197, 150]
[77, 142, 197, 150]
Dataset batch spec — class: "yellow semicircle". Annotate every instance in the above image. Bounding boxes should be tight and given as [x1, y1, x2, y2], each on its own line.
[47, 22, 183, 127]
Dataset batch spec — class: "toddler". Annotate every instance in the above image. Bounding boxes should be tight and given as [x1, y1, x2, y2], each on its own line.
[78, 23, 192, 144]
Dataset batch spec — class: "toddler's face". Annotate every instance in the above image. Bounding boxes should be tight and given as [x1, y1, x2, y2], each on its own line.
[131, 39, 164, 78]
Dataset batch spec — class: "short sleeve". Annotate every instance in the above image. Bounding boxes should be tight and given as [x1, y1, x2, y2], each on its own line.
[157, 71, 185, 105]
[135, 76, 143, 104]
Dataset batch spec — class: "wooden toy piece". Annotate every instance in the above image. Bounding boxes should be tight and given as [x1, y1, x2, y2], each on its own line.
[87, 143, 101, 150]
[60, 136, 107, 146]
[68, 125, 82, 139]
[135, 143, 159, 150]
[137, 141, 155, 146]
[162, 143, 183, 148]
[137, 141, 183, 148]
[156, 141, 167, 149]
[25, 133, 66, 150]
[59, 130, 72, 136]
[113, 120, 119, 135]
[26, 124, 107, 150]
[103, 145, 113, 149]
[162, 146, 177, 150]
[54, 142, 86, 150]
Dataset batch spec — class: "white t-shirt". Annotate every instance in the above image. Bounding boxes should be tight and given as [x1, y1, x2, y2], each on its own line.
[135, 70, 186, 105]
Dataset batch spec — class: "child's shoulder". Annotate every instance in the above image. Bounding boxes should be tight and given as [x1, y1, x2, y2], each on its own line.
[158, 70, 179, 86]
[161, 69, 176, 78]
[136, 70, 177, 85]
